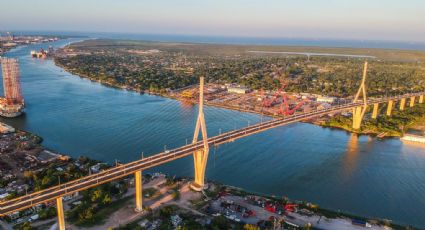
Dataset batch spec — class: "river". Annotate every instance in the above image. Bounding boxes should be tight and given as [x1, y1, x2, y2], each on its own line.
[1, 39, 425, 228]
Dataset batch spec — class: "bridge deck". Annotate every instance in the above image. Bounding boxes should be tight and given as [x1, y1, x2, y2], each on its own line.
[0, 92, 423, 215]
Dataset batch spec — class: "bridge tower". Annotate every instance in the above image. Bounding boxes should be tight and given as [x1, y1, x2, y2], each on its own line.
[190, 77, 209, 191]
[352, 62, 369, 129]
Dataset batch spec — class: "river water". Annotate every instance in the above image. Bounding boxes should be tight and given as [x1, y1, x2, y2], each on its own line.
[1, 39, 425, 228]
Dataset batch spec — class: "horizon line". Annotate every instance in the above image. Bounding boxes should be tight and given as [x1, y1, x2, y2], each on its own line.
[4, 29, 425, 45]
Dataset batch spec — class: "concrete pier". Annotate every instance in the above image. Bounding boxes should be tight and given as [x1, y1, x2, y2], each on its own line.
[372, 103, 379, 119]
[387, 100, 393, 116]
[400, 98, 406, 111]
[135, 170, 143, 212]
[410, 96, 415, 107]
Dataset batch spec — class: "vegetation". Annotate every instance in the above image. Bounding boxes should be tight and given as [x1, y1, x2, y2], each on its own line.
[66, 182, 128, 227]
[13, 222, 34, 230]
[23, 156, 100, 191]
[37, 206, 56, 220]
[323, 103, 425, 136]
[115, 203, 246, 230]
[55, 39, 425, 97]
[143, 187, 159, 198]
[172, 187, 181, 201]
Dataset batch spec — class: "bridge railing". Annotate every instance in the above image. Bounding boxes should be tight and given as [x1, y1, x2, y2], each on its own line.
[1, 91, 424, 215]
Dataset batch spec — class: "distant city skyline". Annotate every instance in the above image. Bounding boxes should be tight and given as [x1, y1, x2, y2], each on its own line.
[1, 0, 424, 42]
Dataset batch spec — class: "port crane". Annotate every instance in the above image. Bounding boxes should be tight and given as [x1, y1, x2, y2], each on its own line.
[279, 93, 309, 115]
[261, 81, 307, 116]
[261, 82, 286, 108]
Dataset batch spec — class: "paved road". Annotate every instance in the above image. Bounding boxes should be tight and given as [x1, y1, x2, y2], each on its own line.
[222, 195, 388, 230]
[0, 220, 12, 230]
[1, 92, 424, 216]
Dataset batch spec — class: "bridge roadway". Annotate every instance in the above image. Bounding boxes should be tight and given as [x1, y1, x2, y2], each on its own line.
[1, 92, 423, 215]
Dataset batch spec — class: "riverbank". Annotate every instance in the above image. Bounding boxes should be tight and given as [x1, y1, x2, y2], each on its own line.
[54, 60, 275, 119]
[4, 38, 425, 228]
[321, 103, 425, 138]
[55, 59, 425, 141]
[1, 124, 418, 230]
[0, 35, 65, 56]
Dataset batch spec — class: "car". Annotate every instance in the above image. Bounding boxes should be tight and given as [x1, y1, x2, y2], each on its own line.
[29, 214, 39, 222]
[16, 218, 24, 224]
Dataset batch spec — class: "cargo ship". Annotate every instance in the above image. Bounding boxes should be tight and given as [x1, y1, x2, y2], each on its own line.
[31, 47, 54, 58]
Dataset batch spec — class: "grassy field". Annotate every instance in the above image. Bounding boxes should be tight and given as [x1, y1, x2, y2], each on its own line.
[68, 39, 425, 62]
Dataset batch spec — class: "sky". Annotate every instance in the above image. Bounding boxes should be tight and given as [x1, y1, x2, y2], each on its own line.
[1, 0, 424, 42]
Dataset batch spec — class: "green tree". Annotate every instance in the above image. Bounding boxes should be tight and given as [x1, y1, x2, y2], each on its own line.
[17, 222, 34, 230]
[102, 193, 112, 205]
[78, 207, 94, 221]
[91, 189, 103, 202]
[244, 224, 260, 230]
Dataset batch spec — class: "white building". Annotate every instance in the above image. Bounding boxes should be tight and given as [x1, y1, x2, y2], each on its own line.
[227, 85, 250, 94]
[317, 96, 336, 104]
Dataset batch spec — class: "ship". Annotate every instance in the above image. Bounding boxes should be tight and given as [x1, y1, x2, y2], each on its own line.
[31, 48, 48, 58]
[31, 47, 53, 58]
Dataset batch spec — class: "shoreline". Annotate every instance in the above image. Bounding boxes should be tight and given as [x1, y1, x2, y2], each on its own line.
[54, 58, 405, 140]
[1, 36, 69, 56]
[0, 124, 413, 229]
[1, 40, 420, 227]
[1, 42, 421, 228]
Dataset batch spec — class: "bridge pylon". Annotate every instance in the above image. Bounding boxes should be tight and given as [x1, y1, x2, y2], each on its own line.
[352, 62, 369, 129]
[134, 170, 143, 212]
[409, 96, 415, 107]
[56, 197, 66, 230]
[420, 95, 424, 103]
[399, 98, 406, 110]
[190, 77, 209, 191]
[386, 100, 394, 116]
[371, 103, 379, 119]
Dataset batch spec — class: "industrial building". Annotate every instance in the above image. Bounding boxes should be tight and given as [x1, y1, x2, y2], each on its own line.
[227, 84, 250, 94]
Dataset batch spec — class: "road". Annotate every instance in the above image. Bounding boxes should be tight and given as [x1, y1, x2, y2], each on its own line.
[1, 92, 424, 216]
